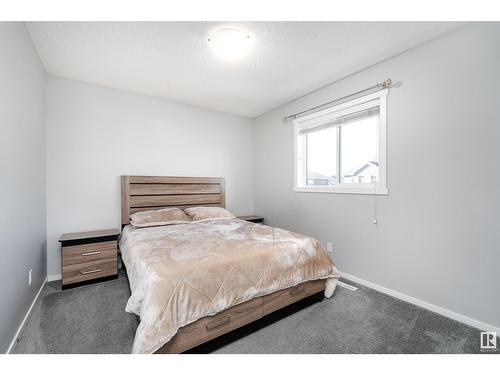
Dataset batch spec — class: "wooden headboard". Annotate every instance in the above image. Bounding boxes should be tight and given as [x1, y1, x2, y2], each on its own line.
[121, 176, 225, 226]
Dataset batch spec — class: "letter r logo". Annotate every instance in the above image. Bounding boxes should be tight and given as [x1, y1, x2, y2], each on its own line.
[481, 332, 497, 349]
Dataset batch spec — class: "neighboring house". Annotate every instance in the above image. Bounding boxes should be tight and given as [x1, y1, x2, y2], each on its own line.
[306, 171, 336, 186]
[342, 161, 379, 183]
[307, 161, 378, 186]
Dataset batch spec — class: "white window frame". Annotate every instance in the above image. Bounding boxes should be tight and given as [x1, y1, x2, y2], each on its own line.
[293, 89, 388, 195]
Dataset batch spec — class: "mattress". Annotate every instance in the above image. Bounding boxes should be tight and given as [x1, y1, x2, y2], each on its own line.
[119, 218, 339, 353]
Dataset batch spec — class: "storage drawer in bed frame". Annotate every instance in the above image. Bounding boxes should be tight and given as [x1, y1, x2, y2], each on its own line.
[155, 279, 326, 353]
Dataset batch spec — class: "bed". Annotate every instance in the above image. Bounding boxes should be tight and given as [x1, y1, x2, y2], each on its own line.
[120, 175, 339, 354]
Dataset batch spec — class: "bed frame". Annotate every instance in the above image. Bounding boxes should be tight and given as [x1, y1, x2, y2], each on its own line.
[121, 175, 325, 353]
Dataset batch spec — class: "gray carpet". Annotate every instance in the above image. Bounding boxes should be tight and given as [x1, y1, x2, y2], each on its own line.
[12, 271, 137, 354]
[12, 270, 487, 354]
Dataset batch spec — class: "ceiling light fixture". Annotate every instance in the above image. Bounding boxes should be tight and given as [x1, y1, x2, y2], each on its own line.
[207, 28, 253, 61]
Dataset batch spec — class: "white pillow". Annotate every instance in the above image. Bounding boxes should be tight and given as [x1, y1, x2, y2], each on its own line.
[130, 208, 191, 228]
[184, 207, 235, 222]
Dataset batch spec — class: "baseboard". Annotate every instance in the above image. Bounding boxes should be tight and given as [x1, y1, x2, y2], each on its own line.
[47, 273, 61, 282]
[6, 277, 47, 354]
[339, 271, 500, 335]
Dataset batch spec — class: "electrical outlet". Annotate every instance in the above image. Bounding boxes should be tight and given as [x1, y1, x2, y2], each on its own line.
[28, 269, 32, 286]
[326, 242, 333, 253]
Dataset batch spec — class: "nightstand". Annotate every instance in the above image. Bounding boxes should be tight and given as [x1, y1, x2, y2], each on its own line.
[59, 229, 120, 289]
[237, 215, 264, 224]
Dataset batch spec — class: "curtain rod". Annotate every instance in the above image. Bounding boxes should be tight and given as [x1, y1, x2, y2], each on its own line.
[282, 78, 392, 122]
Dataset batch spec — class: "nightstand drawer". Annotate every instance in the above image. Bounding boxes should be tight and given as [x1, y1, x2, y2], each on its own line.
[62, 240, 117, 266]
[62, 258, 117, 285]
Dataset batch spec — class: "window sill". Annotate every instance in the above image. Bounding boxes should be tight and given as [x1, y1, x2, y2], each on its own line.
[293, 186, 388, 195]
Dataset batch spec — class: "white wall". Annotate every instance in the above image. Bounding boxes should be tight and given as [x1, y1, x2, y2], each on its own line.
[46, 76, 254, 277]
[0, 23, 46, 352]
[253, 23, 500, 329]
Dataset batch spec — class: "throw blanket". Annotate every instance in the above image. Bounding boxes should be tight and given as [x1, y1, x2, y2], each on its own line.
[120, 218, 339, 353]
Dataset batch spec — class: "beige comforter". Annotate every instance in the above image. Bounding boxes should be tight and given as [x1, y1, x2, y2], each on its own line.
[120, 218, 339, 354]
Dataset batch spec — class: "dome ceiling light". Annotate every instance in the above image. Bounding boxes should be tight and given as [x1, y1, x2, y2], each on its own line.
[207, 28, 254, 61]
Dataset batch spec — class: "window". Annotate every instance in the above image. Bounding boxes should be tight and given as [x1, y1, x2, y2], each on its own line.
[294, 89, 387, 194]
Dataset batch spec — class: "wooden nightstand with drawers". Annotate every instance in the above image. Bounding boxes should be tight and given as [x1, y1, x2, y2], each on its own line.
[59, 229, 120, 289]
[237, 215, 264, 224]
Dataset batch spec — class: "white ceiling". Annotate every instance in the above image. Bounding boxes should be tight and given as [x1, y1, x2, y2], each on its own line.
[26, 22, 464, 118]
